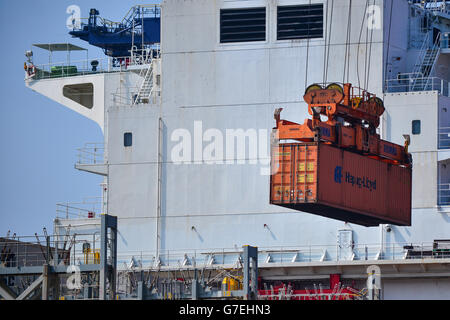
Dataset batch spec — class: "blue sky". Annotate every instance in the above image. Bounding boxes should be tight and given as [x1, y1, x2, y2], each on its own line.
[0, 1, 149, 236]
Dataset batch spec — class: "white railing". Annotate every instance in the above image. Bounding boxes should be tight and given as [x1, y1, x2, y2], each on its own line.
[438, 183, 450, 206]
[28, 48, 160, 81]
[385, 76, 449, 97]
[412, 31, 441, 89]
[412, 0, 450, 14]
[424, 1, 450, 14]
[439, 127, 450, 149]
[411, 32, 431, 76]
[111, 61, 161, 108]
[114, 242, 450, 271]
[56, 197, 103, 219]
[0, 233, 101, 268]
[76, 143, 105, 165]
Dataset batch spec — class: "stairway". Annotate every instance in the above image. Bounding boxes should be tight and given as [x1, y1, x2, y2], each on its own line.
[133, 63, 153, 105]
[411, 32, 441, 91]
[418, 48, 439, 77]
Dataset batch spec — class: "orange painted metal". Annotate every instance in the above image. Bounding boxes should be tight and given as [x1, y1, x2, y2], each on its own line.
[270, 142, 412, 227]
[304, 83, 384, 128]
[274, 83, 411, 167]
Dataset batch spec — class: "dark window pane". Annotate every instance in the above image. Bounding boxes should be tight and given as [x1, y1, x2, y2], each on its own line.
[412, 120, 421, 135]
[220, 7, 266, 43]
[124, 132, 132, 147]
[277, 4, 324, 40]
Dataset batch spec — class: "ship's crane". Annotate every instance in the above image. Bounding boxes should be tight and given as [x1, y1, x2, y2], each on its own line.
[69, 5, 161, 58]
[274, 83, 412, 167]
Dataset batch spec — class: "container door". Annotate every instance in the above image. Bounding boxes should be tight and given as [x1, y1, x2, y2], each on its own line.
[337, 229, 354, 261]
[271, 144, 294, 203]
[294, 145, 318, 203]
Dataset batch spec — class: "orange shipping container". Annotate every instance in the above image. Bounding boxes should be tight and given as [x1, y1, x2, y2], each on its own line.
[270, 143, 412, 227]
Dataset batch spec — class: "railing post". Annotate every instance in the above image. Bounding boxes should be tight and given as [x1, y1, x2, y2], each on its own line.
[392, 243, 394, 260]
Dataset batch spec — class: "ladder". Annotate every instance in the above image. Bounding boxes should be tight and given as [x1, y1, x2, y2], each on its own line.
[411, 32, 441, 91]
[133, 63, 154, 105]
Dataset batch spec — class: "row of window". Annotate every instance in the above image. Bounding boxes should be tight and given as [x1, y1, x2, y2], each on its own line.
[220, 4, 324, 44]
[123, 121, 420, 149]
[123, 121, 420, 148]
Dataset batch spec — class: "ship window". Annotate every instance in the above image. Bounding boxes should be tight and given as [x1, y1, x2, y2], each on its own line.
[220, 7, 266, 43]
[124, 132, 132, 147]
[412, 120, 421, 135]
[63, 83, 93, 109]
[277, 4, 324, 40]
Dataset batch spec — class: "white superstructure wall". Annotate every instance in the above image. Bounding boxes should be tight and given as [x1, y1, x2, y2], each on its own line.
[104, 0, 421, 254]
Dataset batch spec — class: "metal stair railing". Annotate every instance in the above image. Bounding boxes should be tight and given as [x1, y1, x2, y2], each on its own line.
[133, 63, 154, 105]
[411, 32, 430, 79]
[412, 32, 441, 91]
[424, 32, 442, 89]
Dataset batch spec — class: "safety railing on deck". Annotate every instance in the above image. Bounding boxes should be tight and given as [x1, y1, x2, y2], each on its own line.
[115, 242, 450, 271]
[438, 183, 450, 206]
[439, 127, 450, 149]
[76, 143, 105, 165]
[28, 48, 160, 81]
[56, 197, 103, 219]
[385, 76, 449, 97]
[0, 234, 101, 268]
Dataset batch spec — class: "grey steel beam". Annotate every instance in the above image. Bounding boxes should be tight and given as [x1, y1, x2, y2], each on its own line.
[0, 278, 17, 300]
[53, 264, 101, 273]
[42, 264, 49, 300]
[16, 275, 44, 300]
[137, 281, 146, 300]
[0, 266, 43, 276]
[99, 214, 117, 300]
[0, 264, 101, 276]
[243, 245, 258, 300]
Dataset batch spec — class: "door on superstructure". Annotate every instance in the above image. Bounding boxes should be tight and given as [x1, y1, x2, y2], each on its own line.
[337, 229, 354, 261]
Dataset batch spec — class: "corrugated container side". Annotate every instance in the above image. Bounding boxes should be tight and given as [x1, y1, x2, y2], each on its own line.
[317, 144, 411, 226]
[270, 143, 412, 227]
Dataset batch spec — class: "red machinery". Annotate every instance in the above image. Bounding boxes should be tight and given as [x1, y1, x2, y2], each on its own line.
[258, 274, 362, 300]
[274, 83, 411, 166]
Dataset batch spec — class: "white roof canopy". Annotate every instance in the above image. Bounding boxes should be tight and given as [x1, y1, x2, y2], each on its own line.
[32, 43, 87, 52]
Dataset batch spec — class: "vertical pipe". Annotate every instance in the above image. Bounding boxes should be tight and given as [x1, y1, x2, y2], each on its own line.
[99, 215, 107, 300]
[380, 224, 384, 259]
[142, 6, 144, 51]
[156, 117, 163, 258]
[42, 264, 49, 300]
[54, 235, 58, 267]
[243, 247, 250, 300]
[243, 246, 258, 300]
[46, 236, 51, 265]
[110, 220, 117, 300]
